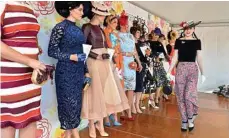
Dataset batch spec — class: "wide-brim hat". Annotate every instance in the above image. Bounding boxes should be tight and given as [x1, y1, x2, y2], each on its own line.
[82, 1, 92, 18]
[154, 27, 162, 36]
[179, 20, 201, 30]
[55, 1, 87, 18]
[91, 2, 111, 16]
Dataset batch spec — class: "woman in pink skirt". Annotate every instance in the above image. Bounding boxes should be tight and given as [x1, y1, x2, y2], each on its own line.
[168, 21, 205, 132]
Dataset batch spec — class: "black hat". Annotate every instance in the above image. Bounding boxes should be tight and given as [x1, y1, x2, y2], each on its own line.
[55, 1, 87, 18]
[82, 1, 93, 19]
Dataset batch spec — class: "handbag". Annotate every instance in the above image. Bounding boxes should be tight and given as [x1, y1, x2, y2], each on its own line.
[163, 84, 172, 95]
[83, 77, 92, 91]
[128, 61, 137, 70]
[31, 65, 55, 86]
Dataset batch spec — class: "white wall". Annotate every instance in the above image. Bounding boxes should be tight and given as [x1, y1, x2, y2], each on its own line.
[123, 1, 148, 21]
[195, 26, 229, 92]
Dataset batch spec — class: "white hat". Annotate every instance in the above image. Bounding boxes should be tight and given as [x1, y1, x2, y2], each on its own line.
[91, 2, 111, 16]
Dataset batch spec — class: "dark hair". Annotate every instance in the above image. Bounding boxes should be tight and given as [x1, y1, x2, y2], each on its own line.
[116, 21, 121, 31]
[130, 26, 141, 36]
[167, 30, 172, 40]
[179, 28, 199, 40]
[159, 34, 165, 40]
[148, 33, 153, 40]
[140, 35, 145, 40]
[57, 1, 84, 18]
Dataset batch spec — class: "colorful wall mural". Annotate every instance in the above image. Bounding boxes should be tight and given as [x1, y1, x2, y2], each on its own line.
[15, 1, 171, 138]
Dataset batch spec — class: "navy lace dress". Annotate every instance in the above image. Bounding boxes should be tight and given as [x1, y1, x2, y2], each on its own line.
[48, 19, 88, 130]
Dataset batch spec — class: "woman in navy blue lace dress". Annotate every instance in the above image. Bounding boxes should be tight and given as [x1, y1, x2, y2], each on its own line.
[48, 2, 89, 138]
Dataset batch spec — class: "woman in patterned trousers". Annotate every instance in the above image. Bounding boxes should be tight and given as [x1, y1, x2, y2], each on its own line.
[168, 21, 205, 132]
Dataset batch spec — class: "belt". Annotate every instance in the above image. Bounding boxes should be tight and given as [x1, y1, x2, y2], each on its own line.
[122, 52, 136, 57]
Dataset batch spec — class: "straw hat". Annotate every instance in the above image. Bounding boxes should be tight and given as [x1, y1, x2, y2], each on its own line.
[91, 2, 110, 16]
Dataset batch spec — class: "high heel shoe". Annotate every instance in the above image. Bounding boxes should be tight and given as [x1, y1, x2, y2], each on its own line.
[135, 103, 143, 114]
[95, 123, 109, 137]
[192, 114, 198, 123]
[162, 94, 169, 101]
[120, 115, 126, 120]
[89, 125, 96, 138]
[188, 119, 194, 132]
[181, 121, 188, 132]
[126, 116, 135, 121]
[104, 122, 111, 127]
[121, 115, 135, 121]
[121, 111, 135, 121]
[109, 115, 122, 126]
[155, 102, 159, 107]
[148, 99, 159, 109]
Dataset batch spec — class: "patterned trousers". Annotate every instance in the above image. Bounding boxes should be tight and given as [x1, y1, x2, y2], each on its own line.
[175, 62, 199, 122]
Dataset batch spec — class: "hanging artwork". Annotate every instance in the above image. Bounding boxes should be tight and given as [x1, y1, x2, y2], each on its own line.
[28, 1, 55, 15]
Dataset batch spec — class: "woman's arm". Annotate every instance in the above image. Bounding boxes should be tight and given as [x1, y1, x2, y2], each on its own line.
[1, 41, 46, 72]
[167, 50, 178, 74]
[48, 25, 76, 61]
[134, 47, 143, 71]
[197, 50, 204, 75]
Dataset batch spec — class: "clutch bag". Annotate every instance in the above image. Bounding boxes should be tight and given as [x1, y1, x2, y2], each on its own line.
[128, 61, 137, 70]
[31, 65, 55, 86]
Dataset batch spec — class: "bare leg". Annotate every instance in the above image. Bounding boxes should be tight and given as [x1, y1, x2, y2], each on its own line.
[88, 120, 96, 138]
[121, 111, 125, 117]
[126, 90, 134, 118]
[114, 113, 119, 122]
[1, 126, 16, 138]
[155, 87, 161, 103]
[95, 119, 108, 136]
[71, 128, 80, 138]
[64, 130, 72, 138]
[132, 93, 137, 114]
[19, 122, 36, 138]
[163, 94, 169, 100]
[148, 93, 157, 108]
[135, 92, 143, 113]
[104, 116, 110, 127]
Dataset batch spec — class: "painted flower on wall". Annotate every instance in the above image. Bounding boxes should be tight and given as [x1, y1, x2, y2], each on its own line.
[53, 127, 65, 138]
[54, 13, 64, 24]
[160, 19, 165, 28]
[104, 1, 112, 7]
[147, 20, 154, 33]
[36, 118, 52, 138]
[112, 1, 124, 15]
[29, 1, 55, 15]
[40, 16, 55, 35]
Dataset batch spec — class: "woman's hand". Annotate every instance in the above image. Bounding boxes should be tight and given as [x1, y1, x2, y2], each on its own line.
[70, 53, 86, 62]
[138, 63, 143, 72]
[85, 73, 90, 78]
[38, 45, 43, 55]
[28, 59, 46, 75]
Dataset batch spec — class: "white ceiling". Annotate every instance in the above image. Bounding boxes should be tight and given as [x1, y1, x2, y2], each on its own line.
[130, 1, 229, 25]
